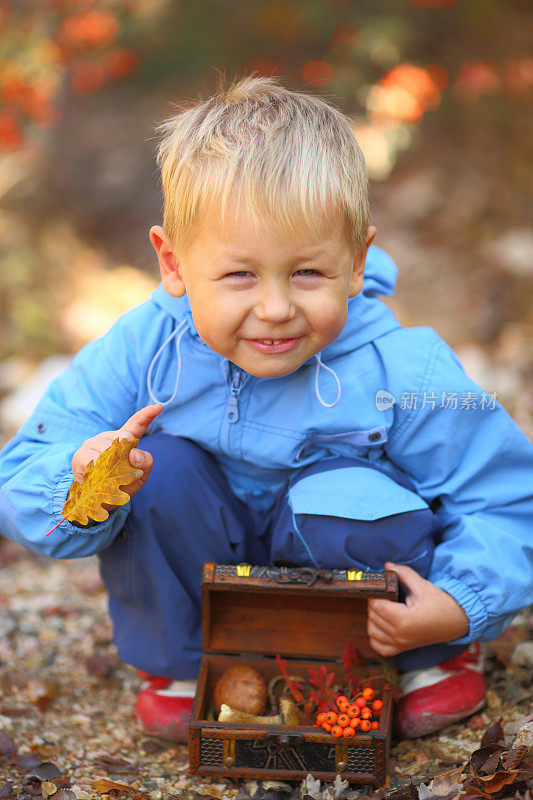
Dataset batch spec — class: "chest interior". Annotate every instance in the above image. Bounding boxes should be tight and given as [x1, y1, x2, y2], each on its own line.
[189, 563, 398, 785]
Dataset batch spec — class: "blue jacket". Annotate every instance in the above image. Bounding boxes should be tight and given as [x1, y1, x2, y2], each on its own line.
[1, 245, 532, 646]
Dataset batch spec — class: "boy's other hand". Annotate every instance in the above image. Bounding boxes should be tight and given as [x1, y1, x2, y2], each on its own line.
[71, 403, 164, 512]
[367, 562, 470, 656]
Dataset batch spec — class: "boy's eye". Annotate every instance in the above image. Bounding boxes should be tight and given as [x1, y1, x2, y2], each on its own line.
[295, 269, 320, 277]
[225, 271, 251, 278]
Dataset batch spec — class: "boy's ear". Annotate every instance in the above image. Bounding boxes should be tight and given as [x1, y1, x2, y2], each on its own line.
[348, 225, 377, 298]
[149, 225, 186, 297]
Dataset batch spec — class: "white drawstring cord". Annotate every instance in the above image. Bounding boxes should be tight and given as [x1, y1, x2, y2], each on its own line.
[314, 352, 341, 408]
[147, 320, 341, 409]
[147, 319, 188, 406]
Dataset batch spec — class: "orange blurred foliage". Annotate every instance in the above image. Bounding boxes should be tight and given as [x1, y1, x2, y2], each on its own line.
[2, 77, 30, 105]
[370, 63, 446, 123]
[70, 59, 107, 93]
[0, 1, 528, 156]
[0, 2, 10, 29]
[454, 60, 501, 103]
[105, 48, 141, 80]
[56, 10, 119, 49]
[453, 58, 533, 103]
[0, 1, 143, 150]
[504, 58, 533, 97]
[0, 109, 23, 149]
[425, 64, 449, 91]
[381, 64, 443, 104]
[301, 60, 334, 87]
[1, 79, 59, 125]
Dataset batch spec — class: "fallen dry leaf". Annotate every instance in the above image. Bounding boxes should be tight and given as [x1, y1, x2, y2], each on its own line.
[201, 787, 227, 800]
[478, 750, 502, 775]
[501, 746, 528, 771]
[369, 784, 419, 800]
[90, 754, 137, 775]
[428, 766, 465, 796]
[470, 745, 505, 778]
[41, 781, 57, 798]
[14, 752, 41, 772]
[24, 762, 61, 782]
[27, 677, 58, 709]
[93, 777, 150, 798]
[63, 437, 143, 525]
[480, 718, 505, 748]
[461, 788, 492, 799]
[474, 770, 518, 793]
[462, 724, 533, 798]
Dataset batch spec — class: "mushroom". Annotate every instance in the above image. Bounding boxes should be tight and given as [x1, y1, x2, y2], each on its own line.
[279, 696, 302, 726]
[267, 674, 304, 708]
[214, 666, 267, 715]
[218, 704, 282, 725]
[218, 696, 301, 726]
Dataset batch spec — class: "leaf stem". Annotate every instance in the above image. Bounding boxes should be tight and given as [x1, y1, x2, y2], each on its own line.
[45, 517, 67, 537]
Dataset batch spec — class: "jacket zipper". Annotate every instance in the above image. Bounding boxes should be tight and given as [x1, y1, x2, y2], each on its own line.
[226, 365, 245, 423]
[225, 364, 246, 455]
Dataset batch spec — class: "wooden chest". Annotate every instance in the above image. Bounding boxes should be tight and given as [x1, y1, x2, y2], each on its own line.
[189, 563, 398, 786]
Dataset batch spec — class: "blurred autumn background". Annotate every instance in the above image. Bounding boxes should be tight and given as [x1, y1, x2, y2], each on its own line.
[0, 0, 532, 442]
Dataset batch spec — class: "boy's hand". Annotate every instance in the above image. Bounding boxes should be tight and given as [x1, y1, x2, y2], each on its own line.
[367, 562, 470, 656]
[71, 403, 164, 513]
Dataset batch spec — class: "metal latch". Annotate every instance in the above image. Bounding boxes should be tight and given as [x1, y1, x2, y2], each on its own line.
[273, 567, 334, 586]
[266, 733, 305, 747]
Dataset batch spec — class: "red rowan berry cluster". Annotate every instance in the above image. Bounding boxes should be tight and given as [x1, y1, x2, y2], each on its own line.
[313, 687, 383, 737]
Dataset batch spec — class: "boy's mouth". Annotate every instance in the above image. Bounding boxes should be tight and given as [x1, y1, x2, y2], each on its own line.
[246, 337, 302, 354]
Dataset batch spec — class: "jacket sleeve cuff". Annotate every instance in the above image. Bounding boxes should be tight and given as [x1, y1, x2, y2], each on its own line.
[431, 575, 488, 644]
[52, 470, 130, 541]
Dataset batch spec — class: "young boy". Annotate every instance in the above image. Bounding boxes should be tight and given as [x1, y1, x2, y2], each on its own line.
[1, 74, 532, 743]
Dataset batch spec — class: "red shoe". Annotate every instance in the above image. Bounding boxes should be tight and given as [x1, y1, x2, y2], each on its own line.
[395, 644, 486, 739]
[135, 673, 197, 742]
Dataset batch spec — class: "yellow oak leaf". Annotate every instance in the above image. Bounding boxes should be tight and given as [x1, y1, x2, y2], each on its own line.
[62, 436, 143, 525]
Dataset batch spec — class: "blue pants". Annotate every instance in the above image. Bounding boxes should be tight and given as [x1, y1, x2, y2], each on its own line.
[98, 434, 465, 677]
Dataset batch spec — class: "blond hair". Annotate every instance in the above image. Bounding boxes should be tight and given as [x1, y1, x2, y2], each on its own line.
[153, 71, 370, 257]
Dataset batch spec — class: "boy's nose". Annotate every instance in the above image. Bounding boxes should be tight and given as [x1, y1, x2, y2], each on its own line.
[254, 286, 296, 322]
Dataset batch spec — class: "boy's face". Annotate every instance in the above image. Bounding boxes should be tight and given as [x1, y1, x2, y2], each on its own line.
[150, 205, 376, 379]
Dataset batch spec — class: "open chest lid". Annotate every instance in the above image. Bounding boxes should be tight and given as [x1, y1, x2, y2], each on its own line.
[201, 563, 398, 662]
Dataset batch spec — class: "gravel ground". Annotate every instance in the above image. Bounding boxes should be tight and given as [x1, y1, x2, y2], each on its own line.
[0, 542, 531, 799]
